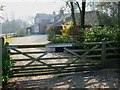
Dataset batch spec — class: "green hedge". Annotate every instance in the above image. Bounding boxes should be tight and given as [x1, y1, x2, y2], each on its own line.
[84, 26, 120, 42]
[47, 25, 120, 43]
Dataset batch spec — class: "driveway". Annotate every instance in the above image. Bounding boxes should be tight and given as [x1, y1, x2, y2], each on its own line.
[9, 35, 50, 45]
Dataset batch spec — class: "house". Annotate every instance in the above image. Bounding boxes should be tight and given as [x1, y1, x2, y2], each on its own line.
[47, 10, 70, 34]
[0, 16, 4, 34]
[34, 13, 53, 34]
[26, 25, 34, 35]
[26, 10, 67, 35]
[47, 10, 112, 33]
[26, 13, 53, 34]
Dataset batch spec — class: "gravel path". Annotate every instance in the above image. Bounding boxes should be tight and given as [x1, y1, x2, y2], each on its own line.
[6, 35, 119, 89]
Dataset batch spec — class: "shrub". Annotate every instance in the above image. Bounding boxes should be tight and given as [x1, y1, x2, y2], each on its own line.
[17, 28, 26, 37]
[46, 26, 56, 43]
[2, 42, 15, 83]
[47, 25, 119, 44]
[84, 25, 119, 42]
[60, 21, 72, 39]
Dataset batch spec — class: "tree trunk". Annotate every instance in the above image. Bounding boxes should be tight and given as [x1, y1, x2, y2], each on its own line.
[76, 2, 82, 25]
[81, 0, 86, 29]
[70, 2, 77, 36]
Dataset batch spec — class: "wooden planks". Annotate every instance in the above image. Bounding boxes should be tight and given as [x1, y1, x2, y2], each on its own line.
[7, 44, 46, 48]
[12, 65, 98, 77]
[6, 41, 119, 77]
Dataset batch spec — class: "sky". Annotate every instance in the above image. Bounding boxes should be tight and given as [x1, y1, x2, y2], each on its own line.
[1, 0, 119, 21]
[0, 0, 65, 21]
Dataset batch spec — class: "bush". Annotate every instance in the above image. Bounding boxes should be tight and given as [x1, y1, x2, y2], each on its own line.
[47, 21, 73, 43]
[46, 26, 56, 42]
[60, 21, 72, 39]
[84, 26, 120, 42]
[47, 25, 119, 44]
[17, 28, 26, 37]
[2, 42, 15, 83]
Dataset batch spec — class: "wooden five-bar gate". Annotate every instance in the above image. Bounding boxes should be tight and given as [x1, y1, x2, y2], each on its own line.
[2, 38, 119, 77]
[6, 43, 96, 77]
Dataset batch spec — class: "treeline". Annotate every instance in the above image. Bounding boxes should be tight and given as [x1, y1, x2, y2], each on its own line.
[2, 19, 29, 34]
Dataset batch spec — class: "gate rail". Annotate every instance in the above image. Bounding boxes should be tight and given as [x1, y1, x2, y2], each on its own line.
[1, 37, 119, 78]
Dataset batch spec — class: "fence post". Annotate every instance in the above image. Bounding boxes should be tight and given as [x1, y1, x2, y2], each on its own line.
[0, 37, 4, 89]
[101, 41, 106, 67]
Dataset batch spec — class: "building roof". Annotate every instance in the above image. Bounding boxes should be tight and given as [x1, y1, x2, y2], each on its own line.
[35, 13, 53, 21]
[50, 10, 110, 26]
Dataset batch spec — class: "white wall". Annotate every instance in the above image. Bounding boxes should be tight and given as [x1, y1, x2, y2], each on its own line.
[34, 24, 39, 33]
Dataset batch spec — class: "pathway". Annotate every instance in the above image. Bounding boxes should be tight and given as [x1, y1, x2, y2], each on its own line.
[10, 35, 50, 45]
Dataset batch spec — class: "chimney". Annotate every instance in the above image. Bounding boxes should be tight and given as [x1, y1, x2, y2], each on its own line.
[53, 12, 56, 16]
[59, 10, 64, 16]
[53, 11, 56, 22]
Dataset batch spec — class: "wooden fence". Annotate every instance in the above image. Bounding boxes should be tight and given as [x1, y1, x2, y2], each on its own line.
[0, 37, 119, 78]
[69, 41, 119, 67]
[0, 33, 17, 39]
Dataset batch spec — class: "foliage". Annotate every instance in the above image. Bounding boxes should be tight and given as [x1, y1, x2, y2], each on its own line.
[47, 25, 119, 44]
[84, 25, 120, 42]
[46, 26, 56, 42]
[17, 28, 26, 37]
[96, 2, 119, 26]
[2, 42, 15, 82]
[47, 21, 74, 43]
[60, 21, 72, 39]
[2, 19, 29, 34]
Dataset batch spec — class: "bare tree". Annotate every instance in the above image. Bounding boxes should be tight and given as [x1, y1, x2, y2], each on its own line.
[81, 0, 86, 29]
[62, 0, 86, 41]
[96, 2, 119, 26]
[70, 2, 77, 35]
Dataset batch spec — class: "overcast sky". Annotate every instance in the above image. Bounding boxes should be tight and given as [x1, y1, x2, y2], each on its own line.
[1, 0, 118, 21]
[0, 0, 65, 20]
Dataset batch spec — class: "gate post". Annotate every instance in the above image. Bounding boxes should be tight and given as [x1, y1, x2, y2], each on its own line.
[0, 37, 4, 89]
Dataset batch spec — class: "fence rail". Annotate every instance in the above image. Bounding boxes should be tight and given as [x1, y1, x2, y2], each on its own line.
[0, 33, 17, 38]
[0, 37, 119, 78]
[66, 41, 119, 67]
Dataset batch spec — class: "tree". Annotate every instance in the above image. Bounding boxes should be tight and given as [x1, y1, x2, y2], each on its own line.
[81, 0, 86, 29]
[2, 19, 29, 34]
[64, 0, 86, 34]
[96, 2, 119, 26]
[70, 1, 77, 35]
[0, 5, 5, 20]
[118, 1, 120, 26]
